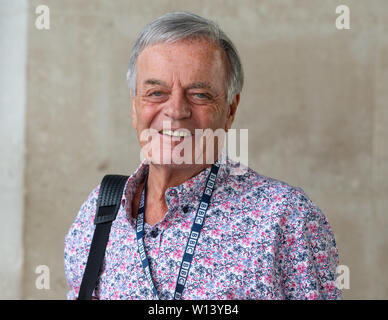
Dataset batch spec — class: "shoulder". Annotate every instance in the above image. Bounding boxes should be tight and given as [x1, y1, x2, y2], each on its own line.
[73, 184, 101, 228]
[64, 183, 101, 297]
[219, 156, 326, 224]
[65, 184, 101, 251]
[219, 156, 298, 207]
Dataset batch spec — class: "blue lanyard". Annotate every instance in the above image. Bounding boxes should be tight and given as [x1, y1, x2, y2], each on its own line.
[136, 162, 220, 300]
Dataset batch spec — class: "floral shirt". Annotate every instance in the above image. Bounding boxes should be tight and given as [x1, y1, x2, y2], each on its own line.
[64, 151, 341, 300]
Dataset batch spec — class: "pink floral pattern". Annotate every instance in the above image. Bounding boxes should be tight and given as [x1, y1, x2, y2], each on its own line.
[64, 151, 341, 300]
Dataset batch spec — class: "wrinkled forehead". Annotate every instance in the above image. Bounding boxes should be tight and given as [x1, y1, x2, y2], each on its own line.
[139, 37, 227, 62]
[136, 38, 229, 89]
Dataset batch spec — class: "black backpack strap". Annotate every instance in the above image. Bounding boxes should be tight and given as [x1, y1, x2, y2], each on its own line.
[78, 174, 129, 300]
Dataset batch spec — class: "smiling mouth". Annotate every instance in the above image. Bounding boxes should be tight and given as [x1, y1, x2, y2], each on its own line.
[159, 129, 192, 138]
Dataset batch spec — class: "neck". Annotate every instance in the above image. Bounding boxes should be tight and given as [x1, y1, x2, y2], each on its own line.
[146, 163, 212, 203]
[137, 152, 222, 226]
[137, 163, 212, 226]
[146, 148, 223, 200]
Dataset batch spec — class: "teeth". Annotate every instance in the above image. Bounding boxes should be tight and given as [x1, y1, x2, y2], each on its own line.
[162, 129, 191, 137]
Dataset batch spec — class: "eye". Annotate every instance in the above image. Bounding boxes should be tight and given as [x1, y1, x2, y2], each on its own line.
[195, 93, 208, 99]
[187, 92, 213, 104]
[190, 92, 212, 101]
[143, 90, 169, 103]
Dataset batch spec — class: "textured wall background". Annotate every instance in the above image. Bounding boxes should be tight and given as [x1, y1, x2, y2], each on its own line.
[15, 0, 388, 299]
[0, 0, 27, 299]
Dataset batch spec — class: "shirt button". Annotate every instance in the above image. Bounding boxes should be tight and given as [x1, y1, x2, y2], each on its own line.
[183, 205, 189, 213]
[150, 229, 159, 238]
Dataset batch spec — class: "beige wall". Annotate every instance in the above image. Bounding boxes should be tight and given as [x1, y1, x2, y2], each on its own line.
[0, 0, 27, 299]
[18, 0, 388, 299]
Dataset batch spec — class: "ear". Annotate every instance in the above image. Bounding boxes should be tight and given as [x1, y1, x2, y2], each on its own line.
[225, 93, 240, 132]
[130, 90, 137, 130]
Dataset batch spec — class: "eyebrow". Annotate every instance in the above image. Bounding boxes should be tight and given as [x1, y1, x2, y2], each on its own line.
[143, 78, 168, 87]
[187, 82, 213, 90]
[143, 79, 214, 91]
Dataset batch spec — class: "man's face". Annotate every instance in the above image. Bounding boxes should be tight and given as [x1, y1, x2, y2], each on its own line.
[131, 38, 239, 166]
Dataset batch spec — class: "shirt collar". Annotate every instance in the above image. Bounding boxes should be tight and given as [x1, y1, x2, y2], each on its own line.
[120, 147, 231, 229]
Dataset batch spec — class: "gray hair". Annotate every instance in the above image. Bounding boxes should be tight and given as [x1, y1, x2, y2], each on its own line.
[126, 11, 244, 104]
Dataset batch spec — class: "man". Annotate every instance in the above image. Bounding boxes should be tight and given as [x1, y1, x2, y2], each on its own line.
[65, 11, 341, 300]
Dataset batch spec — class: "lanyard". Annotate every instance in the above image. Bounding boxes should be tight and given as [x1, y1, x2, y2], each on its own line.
[136, 162, 220, 300]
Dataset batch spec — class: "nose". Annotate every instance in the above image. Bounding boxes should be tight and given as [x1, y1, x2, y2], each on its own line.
[163, 88, 191, 120]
